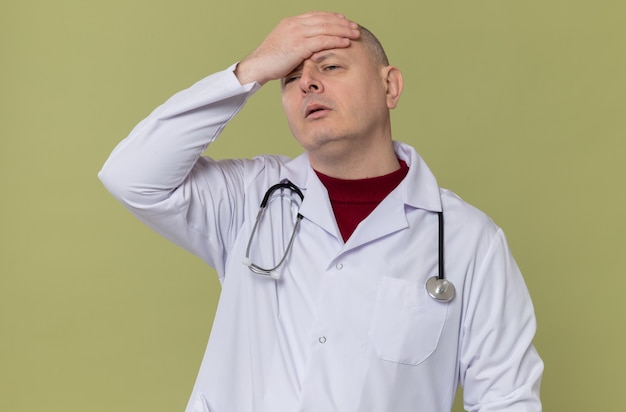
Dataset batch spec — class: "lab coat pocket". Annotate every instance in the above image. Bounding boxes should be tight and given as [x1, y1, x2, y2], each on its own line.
[369, 276, 448, 365]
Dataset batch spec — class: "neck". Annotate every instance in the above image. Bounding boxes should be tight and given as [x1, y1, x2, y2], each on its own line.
[308, 139, 399, 179]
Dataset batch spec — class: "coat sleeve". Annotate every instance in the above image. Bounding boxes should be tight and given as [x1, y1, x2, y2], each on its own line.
[98, 65, 261, 273]
[459, 228, 543, 411]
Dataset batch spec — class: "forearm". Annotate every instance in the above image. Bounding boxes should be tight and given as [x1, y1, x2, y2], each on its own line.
[99, 10, 361, 205]
[98, 65, 259, 209]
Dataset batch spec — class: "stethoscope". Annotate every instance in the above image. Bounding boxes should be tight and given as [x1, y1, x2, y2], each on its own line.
[243, 179, 455, 302]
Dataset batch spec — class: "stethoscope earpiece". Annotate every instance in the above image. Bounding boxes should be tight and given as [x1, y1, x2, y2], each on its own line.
[269, 271, 281, 280]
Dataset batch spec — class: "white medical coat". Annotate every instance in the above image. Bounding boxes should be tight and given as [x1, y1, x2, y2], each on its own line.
[99, 65, 543, 412]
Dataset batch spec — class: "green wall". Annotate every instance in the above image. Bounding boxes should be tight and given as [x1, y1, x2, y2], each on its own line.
[2, 1, 624, 410]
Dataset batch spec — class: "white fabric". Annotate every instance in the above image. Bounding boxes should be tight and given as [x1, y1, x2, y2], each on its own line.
[99, 65, 543, 412]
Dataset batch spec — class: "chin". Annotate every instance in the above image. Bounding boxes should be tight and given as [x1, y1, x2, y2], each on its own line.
[296, 132, 338, 150]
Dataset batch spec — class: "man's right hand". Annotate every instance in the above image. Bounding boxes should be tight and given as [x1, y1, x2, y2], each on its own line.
[234, 12, 360, 85]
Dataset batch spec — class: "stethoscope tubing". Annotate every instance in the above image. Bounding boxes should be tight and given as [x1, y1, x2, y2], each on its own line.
[244, 180, 304, 279]
[244, 180, 455, 302]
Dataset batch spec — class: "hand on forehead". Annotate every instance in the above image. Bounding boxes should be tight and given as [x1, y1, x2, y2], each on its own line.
[235, 11, 361, 85]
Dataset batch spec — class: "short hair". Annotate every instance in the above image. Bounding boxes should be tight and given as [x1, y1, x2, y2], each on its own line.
[358, 25, 390, 66]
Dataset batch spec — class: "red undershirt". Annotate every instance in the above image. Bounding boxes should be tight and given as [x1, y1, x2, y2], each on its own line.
[315, 160, 409, 242]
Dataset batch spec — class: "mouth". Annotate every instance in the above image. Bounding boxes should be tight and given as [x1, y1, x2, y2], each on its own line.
[305, 104, 331, 119]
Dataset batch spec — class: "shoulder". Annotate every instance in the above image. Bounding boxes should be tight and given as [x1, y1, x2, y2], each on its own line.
[439, 187, 501, 243]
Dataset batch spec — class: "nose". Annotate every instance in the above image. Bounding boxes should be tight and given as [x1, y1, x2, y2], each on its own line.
[299, 67, 323, 94]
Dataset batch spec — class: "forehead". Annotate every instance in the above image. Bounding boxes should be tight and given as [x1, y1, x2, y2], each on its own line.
[282, 40, 373, 80]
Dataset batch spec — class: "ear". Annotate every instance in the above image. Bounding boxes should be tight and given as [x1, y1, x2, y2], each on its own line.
[383, 66, 403, 109]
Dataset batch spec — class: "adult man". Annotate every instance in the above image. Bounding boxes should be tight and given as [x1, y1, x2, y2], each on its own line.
[99, 11, 543, 412]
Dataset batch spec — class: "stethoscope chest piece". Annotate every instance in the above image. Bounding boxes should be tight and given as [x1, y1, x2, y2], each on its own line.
[426, 276, 455, 302]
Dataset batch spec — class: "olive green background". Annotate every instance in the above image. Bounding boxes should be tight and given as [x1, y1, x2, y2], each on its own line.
[1, 1, 624, 411]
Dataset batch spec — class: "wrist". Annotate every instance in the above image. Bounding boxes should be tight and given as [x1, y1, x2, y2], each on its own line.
[234, 58, 268, 86]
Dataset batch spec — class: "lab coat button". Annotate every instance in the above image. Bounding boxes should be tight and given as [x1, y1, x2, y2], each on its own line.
[335, 263, 343, 270]
[319, 336, 327, 344]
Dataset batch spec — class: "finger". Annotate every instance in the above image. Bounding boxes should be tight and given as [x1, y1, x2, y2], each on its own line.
[295, 13, 359, 38]
[303, 35, 352, 55]
[295, 11, 349, 20]
[301, 22, 360, 41]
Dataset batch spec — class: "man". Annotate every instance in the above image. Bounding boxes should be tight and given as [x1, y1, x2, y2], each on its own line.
[99, 11, 543, 412]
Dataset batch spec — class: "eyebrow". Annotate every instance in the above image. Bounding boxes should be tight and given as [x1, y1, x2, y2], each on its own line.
[281, 65, 303, 87]
[281, 52, 348, 86]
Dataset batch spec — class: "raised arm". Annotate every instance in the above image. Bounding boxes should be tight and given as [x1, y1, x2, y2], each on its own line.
[98, 12, 359, 268]
[99, 12, 359, 207]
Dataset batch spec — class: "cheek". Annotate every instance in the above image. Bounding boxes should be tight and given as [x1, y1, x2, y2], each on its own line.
[352, 87, 387, 119]
[281, 97, 302, 138]
[281, 96, 298, 123]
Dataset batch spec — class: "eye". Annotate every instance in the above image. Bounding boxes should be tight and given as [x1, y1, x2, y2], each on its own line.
[324, 65, 340, 71]
[283, 74, 300, 85]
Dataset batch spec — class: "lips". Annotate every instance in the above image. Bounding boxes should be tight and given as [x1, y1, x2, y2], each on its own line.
[305, 103, 330, 118]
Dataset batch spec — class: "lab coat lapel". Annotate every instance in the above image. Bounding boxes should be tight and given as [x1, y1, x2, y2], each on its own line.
[280, 154, 342, 240]
[299, 176, 342, 239]
[343, 142, 443, 251]
[343, 193, 409, 251]
[277, 143, 442, 246]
